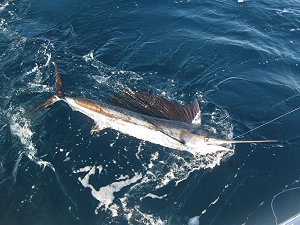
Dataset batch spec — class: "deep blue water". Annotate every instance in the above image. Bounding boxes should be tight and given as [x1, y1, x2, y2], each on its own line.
[1, 0, 300, 224]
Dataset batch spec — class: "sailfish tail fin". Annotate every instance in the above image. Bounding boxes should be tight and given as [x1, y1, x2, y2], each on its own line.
[31, 62, 64, 113]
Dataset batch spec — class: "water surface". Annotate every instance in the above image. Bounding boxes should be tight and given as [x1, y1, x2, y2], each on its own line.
[0, 0, 300, 224]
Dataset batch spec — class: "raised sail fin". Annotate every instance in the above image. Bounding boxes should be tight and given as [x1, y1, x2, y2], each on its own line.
[108, 89, 201, 125]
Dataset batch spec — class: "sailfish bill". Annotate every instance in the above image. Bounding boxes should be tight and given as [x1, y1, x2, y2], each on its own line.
[205, 139, 277, 145]
[32, 63, 276, 155]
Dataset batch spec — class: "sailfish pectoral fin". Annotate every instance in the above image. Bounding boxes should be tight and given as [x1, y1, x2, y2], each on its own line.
[90, 123, 107, 135]
[179, 130, 191, 144]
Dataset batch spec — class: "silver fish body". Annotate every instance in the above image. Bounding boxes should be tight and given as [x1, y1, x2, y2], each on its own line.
[63, 97, 231, 155]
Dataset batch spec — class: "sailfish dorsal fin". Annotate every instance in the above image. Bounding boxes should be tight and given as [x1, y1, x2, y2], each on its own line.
[108, 89, 201, 125]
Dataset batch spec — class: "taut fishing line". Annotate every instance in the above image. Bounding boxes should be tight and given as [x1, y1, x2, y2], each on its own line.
[234, 105, 300, 140]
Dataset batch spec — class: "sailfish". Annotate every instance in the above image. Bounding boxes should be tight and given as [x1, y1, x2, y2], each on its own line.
[32, 63, 276, 155]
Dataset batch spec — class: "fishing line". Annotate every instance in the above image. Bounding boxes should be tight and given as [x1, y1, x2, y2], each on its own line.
[234, 105, 300, 140]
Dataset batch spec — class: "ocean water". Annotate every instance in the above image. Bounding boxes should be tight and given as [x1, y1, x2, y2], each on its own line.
[0, 0, 300, 224]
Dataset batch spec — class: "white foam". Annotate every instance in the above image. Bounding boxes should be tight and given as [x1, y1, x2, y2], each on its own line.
[83, 51, 94, 61]
[94, 173, 142, 216]
[9, 107, 36, 155]
[75, 165, 142, 216]
[45, 53, 51, 67]
[0, 124, 7, 132]
[277, 8, 300, 15]
[74, 166, 94, 173]
[135, 141, 145, 161]
[12, 153, 23, 183]
[156, 170, 176, 189]
[63, 157, 70, 162]
[188, 216, 200, 225]
[208, 197, 219, 206]
[0, 0, 10, 12]
[116, 174, 129, 180]
[110, 132, 120, 147]
[25, 63, 39, 75]
[27, 82, 52, 93]
[141, 193, 167, 200]
[92, 75, 111, 85]
[148, 152, 159, 169]
[127, 208, 167, 225]
[259, 201, 264, 206]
